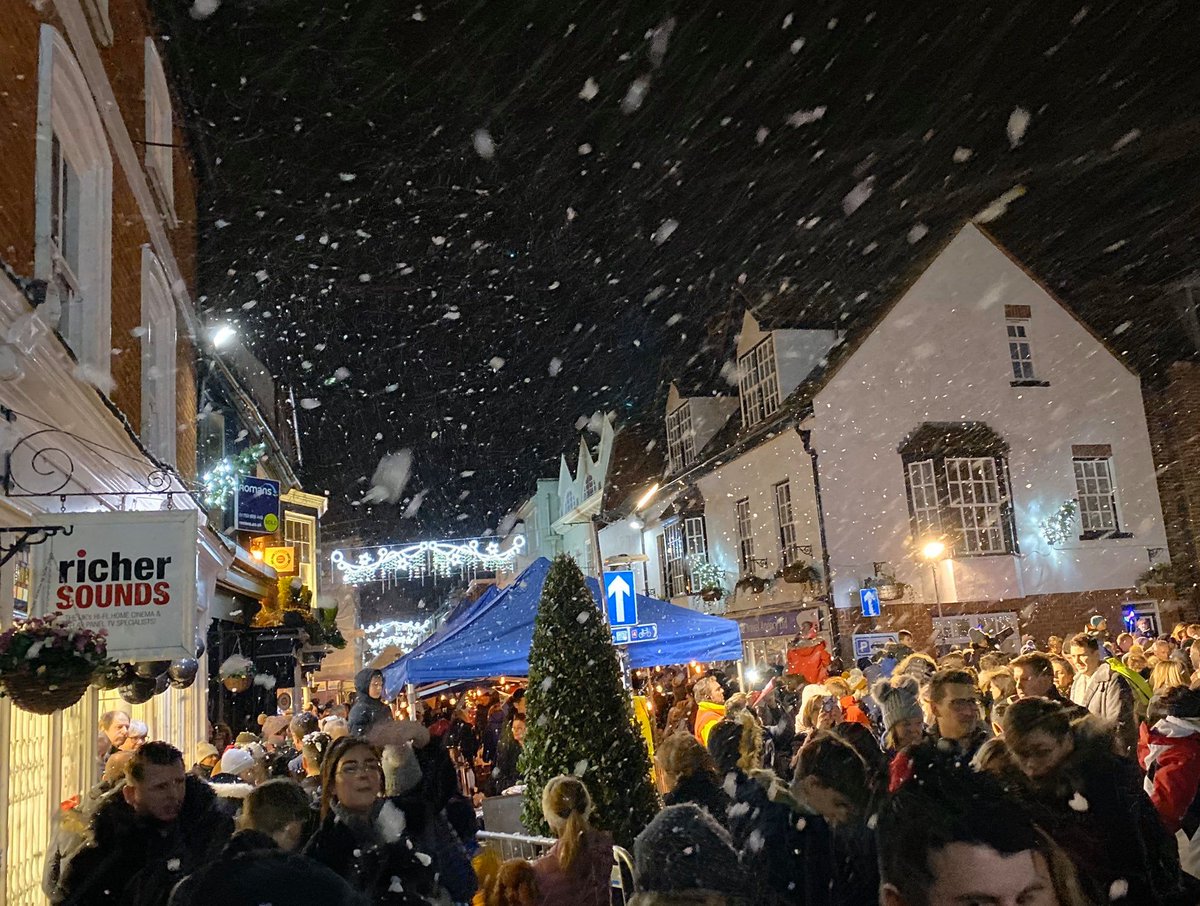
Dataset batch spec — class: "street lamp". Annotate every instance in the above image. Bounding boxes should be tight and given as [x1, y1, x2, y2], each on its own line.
[921, 538, 947, 636]
[210, 323, 237, 349]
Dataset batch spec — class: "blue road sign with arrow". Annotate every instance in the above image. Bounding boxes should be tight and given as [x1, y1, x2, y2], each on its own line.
[603, 569, 637, 627]
[859, 587, 881, 618]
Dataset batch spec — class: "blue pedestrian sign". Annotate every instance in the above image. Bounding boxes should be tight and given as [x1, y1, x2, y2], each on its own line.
[603, 569, 637, 627]
[859, 587, 881, 618]
[611, 623, 658, 646]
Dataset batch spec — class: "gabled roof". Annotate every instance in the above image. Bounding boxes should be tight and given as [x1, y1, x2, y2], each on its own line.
[601, 419, 666, 513]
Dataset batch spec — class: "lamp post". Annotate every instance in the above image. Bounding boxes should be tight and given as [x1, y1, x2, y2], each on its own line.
[921, 539, 947, 648]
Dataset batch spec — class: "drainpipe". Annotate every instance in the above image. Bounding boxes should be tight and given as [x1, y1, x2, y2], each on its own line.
[800, 427, 843, 662]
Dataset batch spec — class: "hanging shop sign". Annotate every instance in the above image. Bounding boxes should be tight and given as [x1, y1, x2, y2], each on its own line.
[264, 546, 297, 574]
[236, 475, 281, 534]
[31, 511, 199, 661]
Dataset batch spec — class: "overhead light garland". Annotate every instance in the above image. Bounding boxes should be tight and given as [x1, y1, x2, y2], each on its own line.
[332, 535, 526, 586]
[201, 443, 267, 507]
[363, 618, 433, 659]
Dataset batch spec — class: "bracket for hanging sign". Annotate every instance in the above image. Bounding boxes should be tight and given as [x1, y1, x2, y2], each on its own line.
[1, 405, 195, 507]
[0, 524, 73, 568]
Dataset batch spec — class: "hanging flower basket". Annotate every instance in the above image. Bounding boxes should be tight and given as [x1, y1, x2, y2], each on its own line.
[736, 576, 768, 595]
[223, 675, 252, 694]
[0, 615, 113, 715]
[700, 586, 723, 603]
[3, 672, 92, 714]
[779, 562, 819, 584]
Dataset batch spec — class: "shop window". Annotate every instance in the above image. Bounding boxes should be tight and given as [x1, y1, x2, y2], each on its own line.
[932, 611, 1020, 650]
[35, 26, 113, 377]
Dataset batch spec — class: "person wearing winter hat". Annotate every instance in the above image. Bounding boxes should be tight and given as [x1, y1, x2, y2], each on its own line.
[632, 804, 750, 904]
[210, 747, 259, 819]
[191, 742, 221, 780]
[872, 674, 926, 755]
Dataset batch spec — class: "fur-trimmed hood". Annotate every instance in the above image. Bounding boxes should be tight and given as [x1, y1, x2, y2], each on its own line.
[209, 780, 255, 800]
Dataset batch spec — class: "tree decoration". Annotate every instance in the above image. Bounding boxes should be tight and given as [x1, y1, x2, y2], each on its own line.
[687, 554, 725, 598]
[0, 614, 114, 714]
[519, 555, 658, 848]
[1041, 499, 1078, 547]
[201, 442, 267, 508]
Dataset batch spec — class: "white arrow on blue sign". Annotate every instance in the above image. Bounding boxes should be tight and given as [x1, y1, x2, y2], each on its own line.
[603, 569, 637, 627]
[859, 587, 881, 618]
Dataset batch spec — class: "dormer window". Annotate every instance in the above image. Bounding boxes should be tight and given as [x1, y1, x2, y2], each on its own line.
[666, 401, 696, 473]
[739, 338, 780, 428]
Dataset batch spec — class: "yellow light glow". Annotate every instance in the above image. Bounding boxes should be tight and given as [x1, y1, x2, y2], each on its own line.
[636, 483, 660, 511]
[921, 540, 946, 560]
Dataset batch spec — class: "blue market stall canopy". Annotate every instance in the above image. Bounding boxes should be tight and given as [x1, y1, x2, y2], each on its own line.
[383, 558, 743, 695]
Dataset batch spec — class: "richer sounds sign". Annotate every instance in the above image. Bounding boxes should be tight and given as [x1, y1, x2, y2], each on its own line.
[32, 511, 199, 661]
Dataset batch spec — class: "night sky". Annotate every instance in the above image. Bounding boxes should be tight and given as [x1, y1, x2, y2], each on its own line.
[155, 0, 1200, 544]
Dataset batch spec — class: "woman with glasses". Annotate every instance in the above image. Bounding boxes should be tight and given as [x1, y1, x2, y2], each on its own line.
[303, 736, 445, 904]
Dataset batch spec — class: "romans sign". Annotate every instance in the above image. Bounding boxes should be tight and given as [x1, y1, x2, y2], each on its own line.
[236, 475, 281, 534]
[32, 511, 199, 661]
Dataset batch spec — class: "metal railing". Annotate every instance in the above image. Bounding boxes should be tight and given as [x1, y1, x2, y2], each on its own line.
[476, 832, 636, 904]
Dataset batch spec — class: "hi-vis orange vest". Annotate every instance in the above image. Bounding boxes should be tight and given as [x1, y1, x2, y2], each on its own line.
[694, 701, 726, 747]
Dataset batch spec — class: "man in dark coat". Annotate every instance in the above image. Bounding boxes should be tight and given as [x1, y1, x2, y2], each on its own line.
[348, 668, 393, 737]
[53, 742, 233, 906]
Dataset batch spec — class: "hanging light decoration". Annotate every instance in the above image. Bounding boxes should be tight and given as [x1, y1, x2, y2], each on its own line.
[332, 535, 526, 586]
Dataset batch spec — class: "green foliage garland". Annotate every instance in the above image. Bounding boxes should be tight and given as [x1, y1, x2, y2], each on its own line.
[519, 556, 658, 848]
[1041, 499, 1078, 547]
[201, 442, 268, 507]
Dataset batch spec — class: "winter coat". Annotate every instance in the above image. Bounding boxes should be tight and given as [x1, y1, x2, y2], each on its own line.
[754, 698, 796, 778]
[303, 800, 447, 905]
[480, 708, 505, 765]
[724, 768, 834, 906]
[492, 724, 522, 794]
[390, 792, 478, 903]
[1071, 662, 1137, 753]
[927, 724, 991, 764]
[531, 827, 614, 906]
[349, 668, 394, 737]
[444, 719, 479, 763]
[167, 837, 368, 906]
[1140, 717, 1200, 879]
[207, 775, 254, 820]
[1019, 718, 1189, 905]
[415, 739, 459, 812]
[43, 781, 126, 898]
[663, 771, 732, 827]
[53, 775, 233, 906]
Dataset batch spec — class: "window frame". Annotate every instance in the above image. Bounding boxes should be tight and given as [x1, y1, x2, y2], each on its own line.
[284, 511, 318, 593]
[662, 516, 707, 598]
[735, 497, 756, 573]
[774, 479, 800, 566]
[1073, 454, 1128, 539]
[143, 38, 177, 224]
[140, 248, 177, 465]
[738, 337, 781, 428]
[1005, 305, 1049, 387]
[900, 424, 1017, 558]
[665, 401, 696, 474]
[35, 25, 113, 378]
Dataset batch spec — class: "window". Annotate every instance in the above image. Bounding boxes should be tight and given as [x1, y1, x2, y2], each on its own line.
[774, 480, 799, 566]
[735, 498, 756, 572]
[141, 249, 177, 464]
[35, 26, 113, 375]
[739, 338, 780, 428]
[13, 547, 31, 621]
[285, 512, 317, 592]
[144, 39, 176, 222]
[945, 457, 1007, 554]
[900, 422, 1016, 557]
[584, 475, 598, 499]
[661, 516, 706, 598]
[932, 611, 1019, 650]
[666, 401, 696, 473]
[907, 460, 942, 538]
[1005, 305, 1045, 385]
[1073, 445, 1122, 536]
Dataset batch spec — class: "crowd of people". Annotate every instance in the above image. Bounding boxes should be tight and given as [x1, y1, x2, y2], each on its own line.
[42, 620, 1200, 905]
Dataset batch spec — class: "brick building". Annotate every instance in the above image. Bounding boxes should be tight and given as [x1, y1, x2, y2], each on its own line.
[0, 4, 219, 903]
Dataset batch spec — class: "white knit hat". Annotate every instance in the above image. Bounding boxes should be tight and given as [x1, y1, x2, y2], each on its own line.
[218, 746, 256, 778]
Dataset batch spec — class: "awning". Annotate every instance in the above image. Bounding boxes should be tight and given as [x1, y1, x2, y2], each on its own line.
[383, 557, 743, 695]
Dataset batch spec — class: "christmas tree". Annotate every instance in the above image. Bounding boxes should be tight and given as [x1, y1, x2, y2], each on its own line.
[519, 555, 659, 848]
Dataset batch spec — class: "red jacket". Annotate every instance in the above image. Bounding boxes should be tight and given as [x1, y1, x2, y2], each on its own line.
[1138, 717, 1200, 834]
[787, 641, 831, 684]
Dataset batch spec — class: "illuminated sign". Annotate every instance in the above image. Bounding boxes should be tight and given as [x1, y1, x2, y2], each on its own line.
[331, 536, 526, 586]
[264, 546, 296, 574]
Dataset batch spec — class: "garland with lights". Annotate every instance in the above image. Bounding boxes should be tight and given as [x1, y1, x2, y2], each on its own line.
[201, 443, 267, 507]
[332, 536, 526, 585]
[687, 554, 724, 596]
[362, 618, 433, 659]
[1041, 499, 1078, 547]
